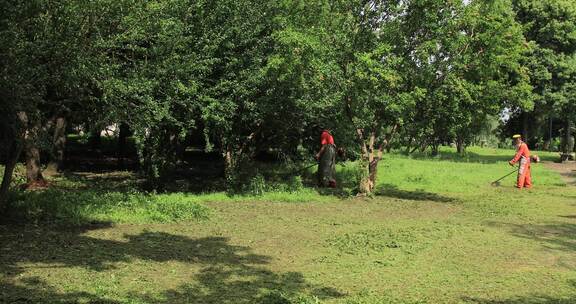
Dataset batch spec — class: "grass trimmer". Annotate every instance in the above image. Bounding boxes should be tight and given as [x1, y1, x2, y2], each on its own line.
[282, 148, 347, 177]
[491, 168, 517, 187]
[281, 163, 318, 177]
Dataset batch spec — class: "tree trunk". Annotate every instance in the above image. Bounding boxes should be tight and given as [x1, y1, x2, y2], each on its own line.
[358, 132, 383, 195]
[0, 112, 27, 211]
[47, 116, 66, 173]
[224, 145, 236, 188]
[419, 139, 428, 153]
[89, 126, 102, 152]
[405, 136, 414, 154]
[368, 156, 380, 190]
[383, 124, 398, 154]
[117, 123, 130, 168]
[25, 120, 47, 188]
[456, 138, 466, 154]
[0, 143, 21, 211]
[563, 118, 573, 154]
[542, 139, 551, 151]
[543, 115, 553, 151]
[118, 123, 130, 155]
[431, 143, 439, 156]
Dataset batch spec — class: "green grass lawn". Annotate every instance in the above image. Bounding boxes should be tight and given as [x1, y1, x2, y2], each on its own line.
[1, 147, 576, 303]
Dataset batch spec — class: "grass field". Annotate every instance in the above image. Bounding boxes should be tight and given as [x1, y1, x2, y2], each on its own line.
[1, 147, 576, 303]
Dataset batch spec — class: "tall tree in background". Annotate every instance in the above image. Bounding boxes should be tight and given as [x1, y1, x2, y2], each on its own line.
[400, 0, 532, 155]
[512, 0, 576, 153]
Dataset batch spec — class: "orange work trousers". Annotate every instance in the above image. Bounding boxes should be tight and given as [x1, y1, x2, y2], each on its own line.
[517, 158, 532, 189]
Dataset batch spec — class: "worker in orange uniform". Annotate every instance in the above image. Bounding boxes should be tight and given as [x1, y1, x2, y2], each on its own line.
[509, 134, 532, 189]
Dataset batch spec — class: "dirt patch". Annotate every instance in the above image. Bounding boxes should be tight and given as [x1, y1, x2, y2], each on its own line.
[544, 161, 576, 185]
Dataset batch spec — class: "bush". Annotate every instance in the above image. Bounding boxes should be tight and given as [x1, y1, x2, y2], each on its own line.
[244, 173, 267, 196]
[286, 175, 304, 193]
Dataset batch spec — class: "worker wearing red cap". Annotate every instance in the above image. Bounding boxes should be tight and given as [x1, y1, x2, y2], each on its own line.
[316, 128, 337, 188]
[509, 134, 532, 189]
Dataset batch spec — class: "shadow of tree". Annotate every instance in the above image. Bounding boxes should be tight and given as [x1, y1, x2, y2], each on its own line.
[0, 225, 342, 303]
[462, 280, 576, 303]
[462, 294, 576, 303]
[461, 223, 576, 303]
[375, 184, 456, 203]
[1, 277, 121, 304]
[487, 222, 576, 253]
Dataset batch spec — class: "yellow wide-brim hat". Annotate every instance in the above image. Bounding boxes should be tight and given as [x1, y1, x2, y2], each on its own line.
[512, 134, 522, 139]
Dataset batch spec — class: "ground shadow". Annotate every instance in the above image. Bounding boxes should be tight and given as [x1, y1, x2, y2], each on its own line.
[462, 294, 575, 303]
[462, 280, 576, 303]
[375, 184, 456, 203]
[461, 223, 576, 303]
[59, 142, 227, 194]
[60, 161, 226, 194]
[59, 171, 144, 192]
[0, 225, 342, 303]
[487, 222, 576, 254]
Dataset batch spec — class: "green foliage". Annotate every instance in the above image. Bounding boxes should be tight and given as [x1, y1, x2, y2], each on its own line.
[242, 173, 307, 196]
[286, 175, 305, 193]
[2, 0, 575, 193]
[507, 0, 576, 148]
[245, 174, 267, 196]
[401, 0, 532, 152]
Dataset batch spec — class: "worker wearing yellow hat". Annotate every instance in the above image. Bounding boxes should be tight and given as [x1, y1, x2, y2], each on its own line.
[509, 134, 532, 189]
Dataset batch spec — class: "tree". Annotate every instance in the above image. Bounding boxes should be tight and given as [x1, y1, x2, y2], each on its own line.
[399, 0, 532, 155]
[0, 0, 47, 206]
[512, 0, 576, 154]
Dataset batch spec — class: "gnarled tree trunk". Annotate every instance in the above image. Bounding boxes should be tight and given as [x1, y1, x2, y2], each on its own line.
[47, 116, 66, 173]
[358, 125, 397, 195]
[25, 119, 47, 188]
[0, 112, 27, 211]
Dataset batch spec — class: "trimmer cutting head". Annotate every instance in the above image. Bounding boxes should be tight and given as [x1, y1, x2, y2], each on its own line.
[491, 168, 517, 187]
